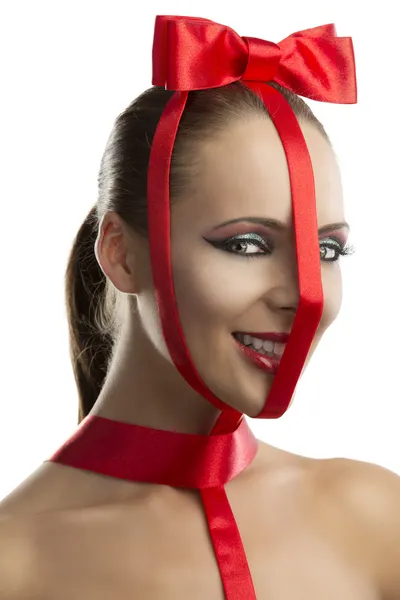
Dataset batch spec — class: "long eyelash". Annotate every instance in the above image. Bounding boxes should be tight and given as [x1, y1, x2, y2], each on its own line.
[237, 252, 265, 260]
[205, 235, 356, 261]
[325, 241, 356, 258]
[204, 233, 272, 257]
[341, 243, 356, 256]
[226, 233, 271, 251]
[320, 239, 356, 263]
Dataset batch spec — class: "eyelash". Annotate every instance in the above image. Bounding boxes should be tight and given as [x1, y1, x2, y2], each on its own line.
[206, 233, 355, 263]
[320, 239, 355, 262]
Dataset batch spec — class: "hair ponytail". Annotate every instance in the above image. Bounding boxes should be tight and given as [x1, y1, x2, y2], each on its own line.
[65, 206, 113, 422]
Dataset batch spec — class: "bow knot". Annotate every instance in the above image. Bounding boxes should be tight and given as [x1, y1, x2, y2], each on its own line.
[152, 15, 357, 104]
[242, 37, 281, 82]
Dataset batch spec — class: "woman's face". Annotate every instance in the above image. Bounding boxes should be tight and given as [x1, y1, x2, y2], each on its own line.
[140, 117, 349, 417]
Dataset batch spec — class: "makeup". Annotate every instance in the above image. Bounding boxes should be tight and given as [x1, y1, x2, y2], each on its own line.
[204, 219, 354, 263]
[209, 216, 350, 235]
[234, 336, 281, 375]
[235, 332, 289, 342]
[204, 232, 272, 258]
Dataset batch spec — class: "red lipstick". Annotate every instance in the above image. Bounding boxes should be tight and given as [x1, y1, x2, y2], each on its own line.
[233, 332, 289, 375]
[236, 342, 281, 374]
[235, 332, 289, 343]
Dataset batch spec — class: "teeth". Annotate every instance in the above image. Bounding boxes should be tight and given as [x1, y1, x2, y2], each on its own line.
[263, 340, 274, 353]
[252, 338, 263, 350]
[235, 333, 286, 357]
[274, 342, 286, 357]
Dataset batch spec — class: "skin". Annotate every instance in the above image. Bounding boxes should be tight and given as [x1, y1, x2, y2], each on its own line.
[2, 115, 400, 599]
[89, 116, 349, 432]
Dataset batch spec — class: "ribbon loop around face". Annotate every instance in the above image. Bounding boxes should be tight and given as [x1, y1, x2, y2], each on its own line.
[149, 14, 356, 425]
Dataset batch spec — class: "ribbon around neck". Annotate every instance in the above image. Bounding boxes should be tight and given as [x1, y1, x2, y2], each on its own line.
[49, 414, 258, 488]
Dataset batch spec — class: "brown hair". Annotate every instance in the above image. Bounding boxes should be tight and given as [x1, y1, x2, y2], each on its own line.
[65, 82, 329, 422]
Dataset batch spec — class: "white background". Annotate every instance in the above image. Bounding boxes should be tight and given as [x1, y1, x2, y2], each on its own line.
[1, 1, 398, 501]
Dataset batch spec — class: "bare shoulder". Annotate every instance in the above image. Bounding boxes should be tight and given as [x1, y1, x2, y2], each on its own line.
[312, 454, 400, 525]
[0, 516, 38, 599]
[254, 440, 400, 595]
[311, 455, 400, 598]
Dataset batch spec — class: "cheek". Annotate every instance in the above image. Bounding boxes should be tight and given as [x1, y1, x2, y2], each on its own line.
[173, 261, 239, 323]
[319, 265, 343, 331]
[172, 253, 262, 331]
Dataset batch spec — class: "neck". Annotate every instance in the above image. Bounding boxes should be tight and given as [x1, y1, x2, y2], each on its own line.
[91, 313, 222, 436]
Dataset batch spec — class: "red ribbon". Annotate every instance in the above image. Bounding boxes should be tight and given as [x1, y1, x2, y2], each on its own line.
[148, 16, 356, 424]
[147, 15, 357, 597]
[152, 15, 357, 103]
[49, 412, 259, 597]
[50, 414, 258, 489]
[50, 16, 357, 599]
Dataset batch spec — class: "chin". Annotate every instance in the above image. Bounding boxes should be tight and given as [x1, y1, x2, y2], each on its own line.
[218, 370, 301, 418]
[214, 379, 273, 418]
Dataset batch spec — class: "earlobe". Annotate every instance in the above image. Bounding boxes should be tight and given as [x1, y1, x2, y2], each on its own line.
[94, 214, 136, 295]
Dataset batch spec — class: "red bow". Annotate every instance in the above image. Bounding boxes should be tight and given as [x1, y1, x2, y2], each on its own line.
[152, 16, 357, 103]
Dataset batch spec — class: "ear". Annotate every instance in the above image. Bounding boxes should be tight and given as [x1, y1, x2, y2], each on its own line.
[94, 211, 136, 294]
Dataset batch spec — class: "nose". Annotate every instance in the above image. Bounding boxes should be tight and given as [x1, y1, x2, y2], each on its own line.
[264, 247, 300, 315]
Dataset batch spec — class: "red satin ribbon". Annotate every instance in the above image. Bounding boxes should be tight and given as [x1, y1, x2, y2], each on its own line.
[201, 486, 257, 598]
[149, 15, 356, 423]
[152, 15, 357, 103]
[50, 15, 357, 600]
[49, 414, 258, 488]
[49, 413, 259, 597]
[149, 15, 356, 598]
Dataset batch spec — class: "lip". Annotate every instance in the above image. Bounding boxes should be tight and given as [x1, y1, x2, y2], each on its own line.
[233, 338, 282, 375]
[234, 332, 290, 343]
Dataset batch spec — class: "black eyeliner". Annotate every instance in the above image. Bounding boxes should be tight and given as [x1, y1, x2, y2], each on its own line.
[203, 233, 272, 256]
[319, 238, 355, 262]
[203, 232, 355, 262]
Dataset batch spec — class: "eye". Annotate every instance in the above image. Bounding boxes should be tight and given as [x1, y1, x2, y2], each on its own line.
[204, 233, 273, 258]
[320, 238, 355, 262]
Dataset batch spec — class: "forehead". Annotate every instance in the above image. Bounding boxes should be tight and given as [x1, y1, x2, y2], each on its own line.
[185, 117, 344, 229]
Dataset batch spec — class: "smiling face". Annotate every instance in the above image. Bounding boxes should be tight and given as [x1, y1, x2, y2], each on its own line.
[136, 116, 350, 417]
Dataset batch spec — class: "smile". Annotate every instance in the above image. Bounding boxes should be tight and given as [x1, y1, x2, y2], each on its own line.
[233, 332, 289, 374]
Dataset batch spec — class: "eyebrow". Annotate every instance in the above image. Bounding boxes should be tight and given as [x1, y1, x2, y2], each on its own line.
[213, 217, 350, 235]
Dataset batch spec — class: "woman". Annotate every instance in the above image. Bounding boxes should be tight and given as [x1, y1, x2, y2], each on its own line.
[1, 15, 400, 600]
